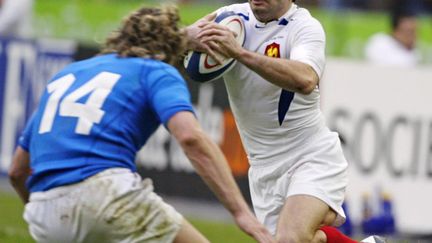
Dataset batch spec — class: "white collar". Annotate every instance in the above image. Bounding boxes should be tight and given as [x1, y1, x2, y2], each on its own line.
[254, 3, 298, 28]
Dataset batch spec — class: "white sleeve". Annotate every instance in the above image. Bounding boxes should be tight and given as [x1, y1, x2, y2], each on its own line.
[289, 18, 326, 78]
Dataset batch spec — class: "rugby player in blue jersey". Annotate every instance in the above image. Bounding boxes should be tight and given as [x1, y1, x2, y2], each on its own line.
[8, 5, 273, 243]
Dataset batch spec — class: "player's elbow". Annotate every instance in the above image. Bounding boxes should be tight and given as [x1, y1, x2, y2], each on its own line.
[176, 129, 213, 169]
[292, 64, 319, 94]
[176, 128, 204, 149]
[8, 167, 27, 187]
[169, 112, 208, 156]
[295, 79, 315, 95]
[295, 73, 318, 95]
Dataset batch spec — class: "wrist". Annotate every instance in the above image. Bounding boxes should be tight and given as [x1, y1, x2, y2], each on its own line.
[231, 202, 252, 218]
[233, 48, 249, 63]
[182, 26, 196, 50]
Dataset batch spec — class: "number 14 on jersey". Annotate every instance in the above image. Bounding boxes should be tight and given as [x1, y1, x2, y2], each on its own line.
[38, 72, 120, 135]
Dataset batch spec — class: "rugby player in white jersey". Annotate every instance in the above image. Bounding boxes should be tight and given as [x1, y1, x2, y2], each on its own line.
[186, 1, 384, 242]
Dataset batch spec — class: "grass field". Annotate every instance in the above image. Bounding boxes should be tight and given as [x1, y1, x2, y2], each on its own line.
[33, 0, 432, 61]
[0, 189, 414, 243]
[0, 190, 255, 243]
[34, 0, 223, 46]
[0, 191, 33, 243]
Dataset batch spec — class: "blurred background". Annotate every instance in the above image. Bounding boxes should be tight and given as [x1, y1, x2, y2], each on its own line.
[0, 0, 431, 242]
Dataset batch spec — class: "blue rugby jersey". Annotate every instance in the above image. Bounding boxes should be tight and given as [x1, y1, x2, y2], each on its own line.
[18, 54, 194, 192]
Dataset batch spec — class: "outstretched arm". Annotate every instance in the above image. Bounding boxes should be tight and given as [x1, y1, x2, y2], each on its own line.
[9, 146, 31, 203]
[168, 111, 274, 243]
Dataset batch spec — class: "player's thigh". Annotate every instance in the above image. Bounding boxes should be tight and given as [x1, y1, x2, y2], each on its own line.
[287, 129, 348, 227]
[96, 174, 185, 243]
[276, 195, 333, 241]
[24, 196, 73, 243]
[173, 219, 210, 243]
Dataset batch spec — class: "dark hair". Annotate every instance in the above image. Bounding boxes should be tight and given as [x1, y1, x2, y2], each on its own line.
[100, 5, 187, 65]
[391, 9, 417, 30]
[390, 0, 418, 30]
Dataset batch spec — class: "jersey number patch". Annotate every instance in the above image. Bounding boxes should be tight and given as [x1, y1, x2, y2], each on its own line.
[38, 72, 121, 135]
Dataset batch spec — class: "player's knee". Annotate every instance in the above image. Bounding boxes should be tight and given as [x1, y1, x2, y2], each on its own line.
[311, 229, 327, 243]
[321, 210, 337, 226]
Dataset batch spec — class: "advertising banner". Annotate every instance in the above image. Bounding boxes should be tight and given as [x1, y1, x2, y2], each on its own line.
[321, 59, 432, 234]
[0, 37, 75, 173]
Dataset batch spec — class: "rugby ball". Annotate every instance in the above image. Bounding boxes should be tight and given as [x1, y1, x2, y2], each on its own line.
[184, 11, 246, 83]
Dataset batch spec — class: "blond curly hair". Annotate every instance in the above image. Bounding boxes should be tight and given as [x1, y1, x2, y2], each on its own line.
[101, 5, 187, 65]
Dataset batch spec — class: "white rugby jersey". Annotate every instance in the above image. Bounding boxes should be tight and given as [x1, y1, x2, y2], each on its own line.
[217, 3, 328, 165]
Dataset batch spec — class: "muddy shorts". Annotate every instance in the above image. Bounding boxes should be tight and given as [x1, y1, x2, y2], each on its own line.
[24, 168, 183, 243]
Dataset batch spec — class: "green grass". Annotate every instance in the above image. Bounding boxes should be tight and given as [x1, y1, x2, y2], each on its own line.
[34, 0, 224, 45]
[0, 190, 254, 243]
[33, 0, 432, 60]
[0, 191, 34, 243]
[189, 218, 255, 243]
[0, 191, 417, 243]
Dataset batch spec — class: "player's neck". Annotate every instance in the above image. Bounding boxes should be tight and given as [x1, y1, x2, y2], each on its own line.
[254, 2, 293, 23]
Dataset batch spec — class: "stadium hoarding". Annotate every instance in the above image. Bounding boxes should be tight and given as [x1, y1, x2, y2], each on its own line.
[0, 37, 76, 174]
[320, 59, 432, 235]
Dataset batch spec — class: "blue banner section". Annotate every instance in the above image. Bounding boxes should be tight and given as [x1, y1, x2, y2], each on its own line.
[0, 37, 76, 173]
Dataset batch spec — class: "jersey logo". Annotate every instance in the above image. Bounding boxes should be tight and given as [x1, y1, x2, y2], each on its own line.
[264, 42, 281, 58]
[264, 42, 294, 126]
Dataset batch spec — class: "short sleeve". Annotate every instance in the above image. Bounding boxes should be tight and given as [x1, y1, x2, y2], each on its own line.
[143, 64, 195, 126]
[18, 112, 36, 151]
[289, 18, 326, 78]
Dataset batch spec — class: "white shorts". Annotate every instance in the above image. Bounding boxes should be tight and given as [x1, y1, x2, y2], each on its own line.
[248, 127, 348, 235]
[24, 168, 183, 243]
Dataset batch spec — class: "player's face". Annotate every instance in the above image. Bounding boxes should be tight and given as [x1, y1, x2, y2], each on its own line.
[393, 17, 417, 50]
[249, 0, 292, 22]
